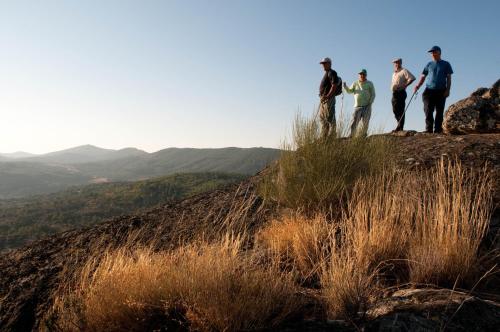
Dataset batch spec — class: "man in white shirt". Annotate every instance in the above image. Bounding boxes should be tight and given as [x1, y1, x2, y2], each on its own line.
[391, 58, 415, 131]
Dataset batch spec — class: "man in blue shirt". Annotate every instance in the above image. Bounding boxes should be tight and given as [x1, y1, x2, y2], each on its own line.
[414, 46, 453, 133]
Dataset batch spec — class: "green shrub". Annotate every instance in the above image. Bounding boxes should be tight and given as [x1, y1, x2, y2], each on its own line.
[260, 113, 392, 212]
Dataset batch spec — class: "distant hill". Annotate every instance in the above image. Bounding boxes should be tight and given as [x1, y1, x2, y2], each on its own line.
[14, 144, 148, 164]
[0, 172, 246, 250]
[0, 151, 36, 159]
[0, 146, 280, 198]
[0, 161, 92, 199]
[76, 147, 281, 180]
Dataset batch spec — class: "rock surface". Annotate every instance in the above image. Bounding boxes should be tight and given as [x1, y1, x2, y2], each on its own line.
[366, 288, 500, 331]
[443, 79, 500, 134]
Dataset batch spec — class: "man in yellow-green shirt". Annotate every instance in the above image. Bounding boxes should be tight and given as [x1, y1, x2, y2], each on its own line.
[343, 69, 376, 137]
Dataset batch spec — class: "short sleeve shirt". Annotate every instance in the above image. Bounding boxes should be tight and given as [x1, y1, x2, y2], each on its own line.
[319, 69, 338, 96]
[391, 68, 416, 91]
[422, 60, 453, 90]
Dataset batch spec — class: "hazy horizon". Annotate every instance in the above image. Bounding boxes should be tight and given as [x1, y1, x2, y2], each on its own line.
[1, 0, 499, 154]
[0, 143, 279, 156]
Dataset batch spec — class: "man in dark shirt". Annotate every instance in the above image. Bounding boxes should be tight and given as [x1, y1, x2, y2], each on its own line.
[414, 46, 453, 133]
[319, 57, 338, 139]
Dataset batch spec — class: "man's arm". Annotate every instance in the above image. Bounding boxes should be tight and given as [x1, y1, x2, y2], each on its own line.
[444, 74, 452, 98]
[343, 82, 354, 94]
[369, 82, 376, 104]
[413, 74, 426, 93]
[405, 70, 416, 88]
[325, 83, 337, 100]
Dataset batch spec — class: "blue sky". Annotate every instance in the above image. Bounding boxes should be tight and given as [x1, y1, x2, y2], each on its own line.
[0, 0, 499, 153]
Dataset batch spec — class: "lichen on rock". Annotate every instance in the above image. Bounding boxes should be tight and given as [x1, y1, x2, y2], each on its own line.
[443, 79, 500, 134]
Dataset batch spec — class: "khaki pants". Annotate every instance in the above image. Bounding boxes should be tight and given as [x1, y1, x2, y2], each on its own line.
[319, 97, 336, 139]
[350, 105, 371, 137]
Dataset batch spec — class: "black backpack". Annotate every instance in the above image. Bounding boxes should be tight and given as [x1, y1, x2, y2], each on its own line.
[334, 75, 343, 96]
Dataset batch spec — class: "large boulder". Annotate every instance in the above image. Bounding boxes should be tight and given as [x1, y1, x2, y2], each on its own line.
[443, 79, 500, 134]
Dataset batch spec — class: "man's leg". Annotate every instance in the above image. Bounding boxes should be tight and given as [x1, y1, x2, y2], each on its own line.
[319, 102, 330, 139]
[396, 90, 407, 131]
[391, 93, 399, 129]
[422, 89, 435, 133]
[327, 97, 336, 138]
[359, 105, 372, 136]
[434, 90, 446, 133]
[350, 107, 362, 137]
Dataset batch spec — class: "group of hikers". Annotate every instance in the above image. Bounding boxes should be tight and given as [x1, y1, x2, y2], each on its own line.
[318, 45, 453, 138]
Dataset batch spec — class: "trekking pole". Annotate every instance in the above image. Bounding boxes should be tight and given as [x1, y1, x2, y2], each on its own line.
[313, 102, 321, 123]
[339, 93, 344, 118]
[338, 93, 344, 136]
[396, 91, 418, 130]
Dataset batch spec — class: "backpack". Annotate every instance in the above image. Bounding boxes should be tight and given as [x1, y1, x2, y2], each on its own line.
[334, 75, 343, 96]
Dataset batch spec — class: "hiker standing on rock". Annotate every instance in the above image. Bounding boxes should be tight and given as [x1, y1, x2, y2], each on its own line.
[318, 57, 339, 139]
[391, 58, 415, 132]
[414, 46, 453, 133]
[343, 69, 376, 137]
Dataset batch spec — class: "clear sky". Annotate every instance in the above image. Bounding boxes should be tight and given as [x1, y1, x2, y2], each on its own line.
[1, 0, 499, 154]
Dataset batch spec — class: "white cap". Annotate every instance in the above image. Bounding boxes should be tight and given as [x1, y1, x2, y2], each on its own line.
[392, 58, 402, 63]
[319, 57, 332, 64]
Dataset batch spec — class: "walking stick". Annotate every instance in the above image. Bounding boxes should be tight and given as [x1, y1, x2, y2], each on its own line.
[396, 91, 418, 130]
[313, 102, 322, 122]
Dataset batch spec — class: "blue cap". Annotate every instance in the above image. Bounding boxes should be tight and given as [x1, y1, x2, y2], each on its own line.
[428, 45, 441, 53]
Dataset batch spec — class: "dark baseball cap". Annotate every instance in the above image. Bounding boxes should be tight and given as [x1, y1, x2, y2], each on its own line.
[428, 45, 441, 53]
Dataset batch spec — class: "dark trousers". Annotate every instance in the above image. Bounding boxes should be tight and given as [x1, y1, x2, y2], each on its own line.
[392, 90, 407, 131]
[422, 88, 446, 133]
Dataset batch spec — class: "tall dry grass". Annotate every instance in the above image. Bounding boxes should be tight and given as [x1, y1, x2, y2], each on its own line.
[259, 159, 494, 319]
[321, 159, 494, 318]
[52, 236, 304, 332]
[259, 113, 391, 212]
[256, 214, 333, 285]
[408, 159, 493, 286]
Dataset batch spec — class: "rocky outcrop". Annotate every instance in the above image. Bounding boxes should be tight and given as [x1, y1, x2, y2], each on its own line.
[366, 288, 500, 331]
[443, 79, 500, 134]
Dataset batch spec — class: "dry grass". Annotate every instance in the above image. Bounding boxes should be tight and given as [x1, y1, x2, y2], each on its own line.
[52, 236, 304, 332]
[408, 159, 493, 286]
[240, 160, 494, 320]
[320, 159, 494, 318]
[256, 214, 333, 284]
[320, 245, 376, 319]
[320, 173, 409, 319]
